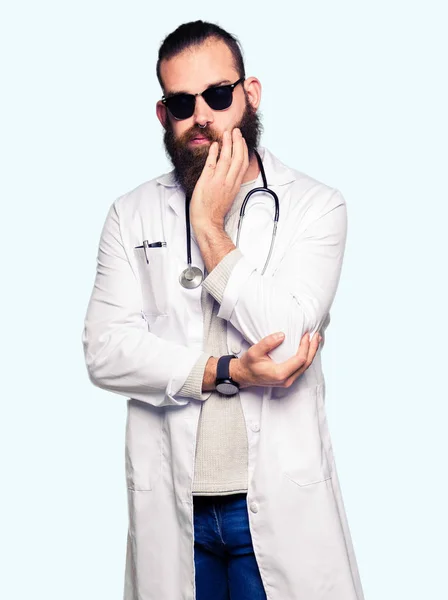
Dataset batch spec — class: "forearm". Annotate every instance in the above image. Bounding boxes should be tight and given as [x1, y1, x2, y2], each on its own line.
[202, 356, 219, 391]
[194, 223, 236, 274]
[83, 319, 210, 407]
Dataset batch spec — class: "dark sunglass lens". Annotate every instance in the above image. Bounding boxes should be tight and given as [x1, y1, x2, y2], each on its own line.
[166, 94, 195, 120]
[203, 86, 233, 110]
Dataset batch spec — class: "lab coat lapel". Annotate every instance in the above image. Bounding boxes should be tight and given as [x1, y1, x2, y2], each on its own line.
[166, 187, 204, 271]
[167, 188, 201, 242]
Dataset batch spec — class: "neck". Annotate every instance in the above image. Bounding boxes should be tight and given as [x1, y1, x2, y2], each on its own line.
[242, 150, 260, 184]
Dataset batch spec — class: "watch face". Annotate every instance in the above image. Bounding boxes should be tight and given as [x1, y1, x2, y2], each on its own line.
[216, 381, 239, 396]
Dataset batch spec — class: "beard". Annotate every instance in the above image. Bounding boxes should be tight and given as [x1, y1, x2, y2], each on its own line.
[163, 99, 263, 198]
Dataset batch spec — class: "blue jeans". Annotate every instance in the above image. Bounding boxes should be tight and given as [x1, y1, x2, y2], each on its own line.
[193, 493, 267, 600]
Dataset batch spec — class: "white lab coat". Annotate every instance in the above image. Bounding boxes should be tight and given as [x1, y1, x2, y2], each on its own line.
[82, 146, 365, 600]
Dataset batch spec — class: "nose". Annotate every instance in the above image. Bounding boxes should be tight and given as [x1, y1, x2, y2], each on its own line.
[193, 95, 214, 128]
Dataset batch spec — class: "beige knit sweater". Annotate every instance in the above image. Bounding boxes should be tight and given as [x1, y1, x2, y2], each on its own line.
[177, 175, 261, 495]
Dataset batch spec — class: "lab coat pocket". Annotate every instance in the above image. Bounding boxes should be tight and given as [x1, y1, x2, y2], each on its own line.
[125, 399, 163, 491]
[275, 384, 332, 487]
[134, 246, 170, 317]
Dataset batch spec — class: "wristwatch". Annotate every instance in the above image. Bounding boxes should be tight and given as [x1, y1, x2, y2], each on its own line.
[215, 354, 240, 396]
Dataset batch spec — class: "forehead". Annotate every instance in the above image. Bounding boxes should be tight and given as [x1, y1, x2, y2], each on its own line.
[160, 38, 239, 94]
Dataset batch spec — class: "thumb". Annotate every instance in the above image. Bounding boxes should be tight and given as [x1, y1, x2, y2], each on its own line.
[252, 332, 285, 357]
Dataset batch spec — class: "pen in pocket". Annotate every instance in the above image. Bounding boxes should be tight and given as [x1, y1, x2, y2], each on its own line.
[135, 240, 167, 263]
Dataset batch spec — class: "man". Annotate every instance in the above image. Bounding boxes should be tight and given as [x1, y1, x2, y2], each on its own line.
[82, 20, 365, 600]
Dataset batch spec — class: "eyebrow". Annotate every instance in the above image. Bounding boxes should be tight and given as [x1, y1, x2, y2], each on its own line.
[165, 79, 232, 96]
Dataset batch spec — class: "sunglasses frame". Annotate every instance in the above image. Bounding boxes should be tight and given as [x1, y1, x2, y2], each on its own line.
[161, 77, 245, 120]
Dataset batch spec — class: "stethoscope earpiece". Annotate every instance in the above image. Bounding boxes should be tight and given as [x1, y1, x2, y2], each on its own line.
[179, 149, 279, 290]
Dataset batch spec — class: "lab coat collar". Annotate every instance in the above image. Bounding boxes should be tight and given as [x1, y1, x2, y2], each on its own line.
[157, 146, 296, 219]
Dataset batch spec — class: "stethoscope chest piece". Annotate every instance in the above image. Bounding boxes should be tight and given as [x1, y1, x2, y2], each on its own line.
[179, 266, 204, 289]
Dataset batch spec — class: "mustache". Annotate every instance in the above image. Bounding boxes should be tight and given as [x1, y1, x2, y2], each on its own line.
[178, 124, 222, 145]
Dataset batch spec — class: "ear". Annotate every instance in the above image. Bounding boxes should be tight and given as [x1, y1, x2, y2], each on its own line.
[243, 77, 262, 111]
[156, 100, 168, 128]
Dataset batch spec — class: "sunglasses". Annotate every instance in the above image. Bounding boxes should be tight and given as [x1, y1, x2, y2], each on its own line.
[161, 78, 244, 120]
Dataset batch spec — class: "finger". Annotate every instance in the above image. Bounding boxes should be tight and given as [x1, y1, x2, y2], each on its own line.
[296, 331, 311, 362]
[283, 338, 321, 387]
[276, 333, 310, 377]
[228, 128, 245, 175]
[233, 136, 249, 185]
[283, 365, 306, 388]
[309, 331, 321, 352]
[197, 142, 219, 182]
[299, 333, 320, 370]
[214, 130, 232, 178]
[225, 128, 245, 185]
[293, 331, 316, 370]
[232, 127, 243, 158]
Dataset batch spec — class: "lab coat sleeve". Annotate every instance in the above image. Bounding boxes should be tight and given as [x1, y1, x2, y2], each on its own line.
[203, 189, 348, 364]
[81, 199, 210, 408]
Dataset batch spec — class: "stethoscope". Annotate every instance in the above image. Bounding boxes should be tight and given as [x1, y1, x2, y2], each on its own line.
[180, 148, 280, 289]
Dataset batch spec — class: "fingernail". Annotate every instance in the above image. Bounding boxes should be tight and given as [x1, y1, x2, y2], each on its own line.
[275, 332, 285, 340]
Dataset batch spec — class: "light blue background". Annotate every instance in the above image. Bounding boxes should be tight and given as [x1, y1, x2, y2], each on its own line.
[1, 1, 447, 598]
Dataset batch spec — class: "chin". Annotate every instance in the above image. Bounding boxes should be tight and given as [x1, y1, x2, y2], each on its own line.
[189, 145, 211, 160]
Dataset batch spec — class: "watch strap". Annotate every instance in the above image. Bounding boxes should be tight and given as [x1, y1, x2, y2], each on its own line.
[216, 354, 238, 383]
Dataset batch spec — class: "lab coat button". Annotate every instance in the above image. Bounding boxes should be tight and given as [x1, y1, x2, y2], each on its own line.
[230, 343, 241, 355]
[251, 422, 260, 432]
[249, 502, 259, 513]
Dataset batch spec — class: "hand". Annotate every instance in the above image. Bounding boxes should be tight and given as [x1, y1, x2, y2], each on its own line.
[190, 128, 250, 229]
[230, 331, 322, 390]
